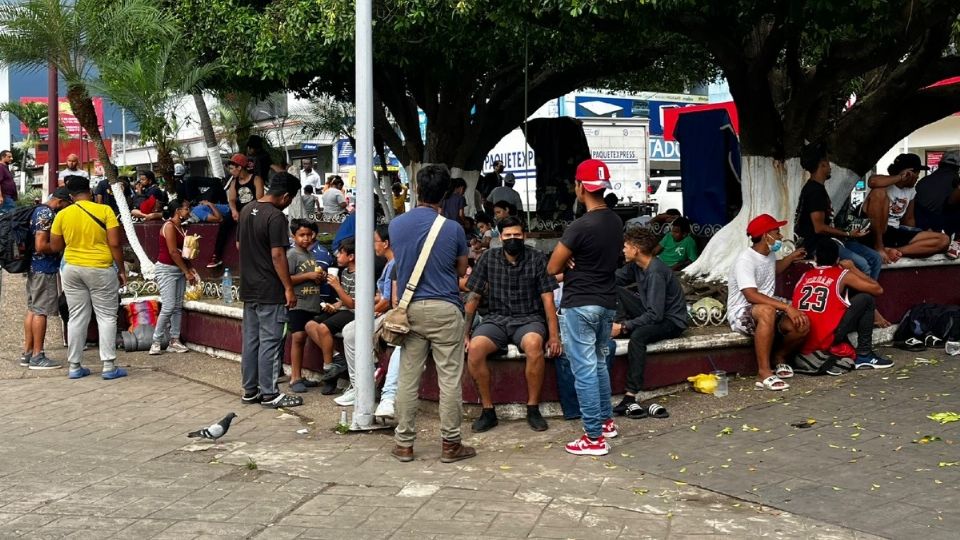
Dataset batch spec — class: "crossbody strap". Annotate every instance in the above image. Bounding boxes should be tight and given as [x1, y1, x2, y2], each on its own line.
[76, 201, 107, 230]
[398, 215, 446, 309]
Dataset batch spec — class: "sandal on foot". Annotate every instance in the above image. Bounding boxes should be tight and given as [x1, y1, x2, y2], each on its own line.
[261, 393, 304, 409]
[241, 391, 261, 404]
[774, 364, 794, 379]
[755, 375, 789, 391]
[647, 403, 669, 419]
[289, 379, 320, 393]
[625, 402, 648, 419]
[102, 367, 127, 380]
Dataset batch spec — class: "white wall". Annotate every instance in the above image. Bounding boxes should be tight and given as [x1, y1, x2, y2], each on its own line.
[875, 114, 960, 173]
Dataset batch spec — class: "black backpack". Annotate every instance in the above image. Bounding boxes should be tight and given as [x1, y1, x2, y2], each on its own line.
[894, 303, 960, 342]
[0, 205, 39, 273]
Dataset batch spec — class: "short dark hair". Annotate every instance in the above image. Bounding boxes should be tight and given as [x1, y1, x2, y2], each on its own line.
[815, 237, 840, 266]
[392, 182, 402, 195]
[672, 217, 691, 234]
[303, 185, 314, 194]
[664, 208, 682, 217]
[417, 165, 451, 204]
[338, 236, 356, 256]
[290, 218, 318, 235]
[801, 143, 828, 174]
[140, 170, 156, 183]
[475, 213, 492, 226]
[604, 193, 619, 208]
[65, 175, 90, 194]
[162, 198, 189, 220]
[493, 200, 516, 215]
[624, 226, 659, 254]
[267, 172, 301, 197]
[245, 134, 265, 152]
[497, 216, 524, 233]
[451, 177, 467, 191]
[375, 224, 390, 244]
[331, 177, 344, 188]
[0, 150, 10, 159]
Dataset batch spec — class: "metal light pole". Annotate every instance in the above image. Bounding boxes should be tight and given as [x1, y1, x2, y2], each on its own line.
[350, 0, 376, 429]
[47, 65, 58, 193]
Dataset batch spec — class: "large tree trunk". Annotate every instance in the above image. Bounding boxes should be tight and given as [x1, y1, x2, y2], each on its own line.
[684, 155, 805, 282]
[67, 84, 155, 279]
[193, 92, 224, 178]
[403, 161, 424, 208]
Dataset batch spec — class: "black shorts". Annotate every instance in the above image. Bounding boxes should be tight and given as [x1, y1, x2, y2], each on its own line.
[883, 226, 919, 248]
[473, 320, 547, 351]
[310, 310, 355, 335]
[287, 309, 320, 334]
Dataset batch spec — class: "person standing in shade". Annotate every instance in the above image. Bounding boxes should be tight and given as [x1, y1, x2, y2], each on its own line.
[149, 199, 199, 356]
[300, 159, 322, 193]
[50, 176, 128, 380]
[389, 165, 474, 464]
[489, 173, 524, 214]
[21, 187, 73, 370]
[547, 159, 623, 456]
[0, 150, 16, 212]
[238, 172, 303, 409]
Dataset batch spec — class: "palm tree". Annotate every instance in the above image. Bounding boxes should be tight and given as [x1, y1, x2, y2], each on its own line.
[192, 91, 225, 178]
[0, 101, 48, 191]
[0, 0, 174, 279]
[92, 38, 220, 181]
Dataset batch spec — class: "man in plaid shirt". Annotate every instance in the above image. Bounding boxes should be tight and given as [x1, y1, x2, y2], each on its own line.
[464, 216, 563, 433]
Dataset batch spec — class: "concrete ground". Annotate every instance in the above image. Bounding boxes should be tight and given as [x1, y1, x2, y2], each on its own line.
[0, 272, 954, 538]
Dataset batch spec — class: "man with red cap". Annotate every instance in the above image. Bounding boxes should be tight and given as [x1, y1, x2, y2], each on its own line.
[548, 158, 623, 456]
[726, 214, 810, 391]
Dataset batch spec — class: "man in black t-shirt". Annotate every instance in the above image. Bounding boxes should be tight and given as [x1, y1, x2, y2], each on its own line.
[795, 144, 880, 280]
[547, 159, 623, 457]
[238, 172, 302, 410]
[916, 151, 960, 237]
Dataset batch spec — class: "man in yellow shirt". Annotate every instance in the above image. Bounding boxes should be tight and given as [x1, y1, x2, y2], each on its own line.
[51, 176, 128, 380]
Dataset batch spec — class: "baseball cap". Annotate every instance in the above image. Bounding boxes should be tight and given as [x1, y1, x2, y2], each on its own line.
[51, 186, 72, 201]
[173, 163, 186, 176]
[940, 151, 960, 168]
[575, 159, 612, 192]
[227, 153, 248, 168]
[890, 153, 928, 173]
[746, 214, 787, 238]
[503, 172, 516, 187]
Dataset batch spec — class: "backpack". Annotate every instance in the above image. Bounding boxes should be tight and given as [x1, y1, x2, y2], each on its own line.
[792, 351, 840, 375]
[894, 303, 960, 342]
[0, 205, 40, 273]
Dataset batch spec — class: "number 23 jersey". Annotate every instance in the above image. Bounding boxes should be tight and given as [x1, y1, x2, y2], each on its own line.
[792, 265, 849, 354]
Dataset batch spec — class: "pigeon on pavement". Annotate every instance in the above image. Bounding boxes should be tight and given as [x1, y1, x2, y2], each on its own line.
[187, 412, 237, 443]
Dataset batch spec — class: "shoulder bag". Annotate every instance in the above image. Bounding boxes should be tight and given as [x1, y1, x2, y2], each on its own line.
[378, 215, 446, 346]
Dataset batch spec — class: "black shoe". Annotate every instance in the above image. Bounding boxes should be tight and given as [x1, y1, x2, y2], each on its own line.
[321, 355, 348, 382]
[241, 391, 261, 404]
[526, 406, 548, 432]
[471, 408, 498, 433]
[613, 395, 635, 416]
[320, 380, 339, 395]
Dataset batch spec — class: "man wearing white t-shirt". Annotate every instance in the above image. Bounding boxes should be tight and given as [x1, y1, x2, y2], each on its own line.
[57, 154, 90, 187]
[865, 153, 949, 261]
[299, 159, 321, 193]
[727, 214, 809, 392]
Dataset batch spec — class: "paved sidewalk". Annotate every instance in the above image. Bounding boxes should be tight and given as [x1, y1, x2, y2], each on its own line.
[0, 369, 869, 539]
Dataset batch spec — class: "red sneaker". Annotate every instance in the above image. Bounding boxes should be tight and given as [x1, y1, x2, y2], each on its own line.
[602, 418, 619, 438]
[206, 256, 222, 269]
[565, 434, 609, 456]
[829, 342, 856, 359]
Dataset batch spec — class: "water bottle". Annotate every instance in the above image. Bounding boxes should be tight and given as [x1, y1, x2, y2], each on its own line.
[222, 268, 234, 304]
[712, 370, 729, 397]
[946, 341, 960, 356]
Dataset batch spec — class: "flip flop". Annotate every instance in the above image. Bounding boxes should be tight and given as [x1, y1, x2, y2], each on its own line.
[647, 403, 669, 419]
[755, 375, 789, 391]
[625, 402, 648, 419]
[774, 363, 794, 379]
[894, 338, 926, 352]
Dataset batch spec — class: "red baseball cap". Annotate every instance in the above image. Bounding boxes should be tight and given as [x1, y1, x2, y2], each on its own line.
[575, 159, 612, 192]
[746, 214, 787, 237]
[227, 153, 249, 168]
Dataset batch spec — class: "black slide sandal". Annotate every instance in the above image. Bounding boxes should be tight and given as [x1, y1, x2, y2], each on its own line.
[648, 403, 669, 419]
[625, 402, 648, 419]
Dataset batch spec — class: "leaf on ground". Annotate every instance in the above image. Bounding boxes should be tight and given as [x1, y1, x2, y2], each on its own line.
[927, 412, 960, 424]
[604, 462, 617, 469]
[831, 486, 842, 491]
[913, 435, 943, 444]
[690, 425, 697, 431]
[716, 427, 733, 437]
[632, 488, 649, 495]
[673, 481, 687, 486]
[499, 465, 512, 470]
[679, 467, 687, 473]
[741, 424, 759, 432]
[669, 453, 680, 460]
[939, 461, 959, 467]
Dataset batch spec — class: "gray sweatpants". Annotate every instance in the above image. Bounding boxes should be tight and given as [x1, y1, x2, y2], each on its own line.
[153, 262, 186, 342]
[342, 314, 385, 387]
[241, 302, 287, 397]
[62, 264, 119, 367]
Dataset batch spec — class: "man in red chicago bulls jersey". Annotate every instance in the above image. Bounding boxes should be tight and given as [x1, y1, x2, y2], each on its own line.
[792, 239, 894, 370]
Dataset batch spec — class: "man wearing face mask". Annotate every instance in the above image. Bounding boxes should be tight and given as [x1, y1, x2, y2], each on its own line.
[727, 214, 810, 391]
[464, 216, 562, 433]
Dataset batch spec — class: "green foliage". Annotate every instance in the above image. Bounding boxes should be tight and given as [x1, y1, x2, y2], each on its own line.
[0, 102, 49, 148]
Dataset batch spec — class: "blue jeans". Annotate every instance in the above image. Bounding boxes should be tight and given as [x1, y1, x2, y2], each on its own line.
[1, 196, 15, 213]
[555, 340, 615, 420]
[559, 305, 616, 439]
[839, 241, 882, 280]
[380, 346, 401, 401]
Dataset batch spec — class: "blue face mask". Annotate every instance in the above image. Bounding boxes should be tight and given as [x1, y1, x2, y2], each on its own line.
[768, 236, 783, 252]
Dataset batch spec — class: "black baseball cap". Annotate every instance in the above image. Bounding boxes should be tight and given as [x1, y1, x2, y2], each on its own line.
[51, 186, 72, 201]
[890, 153, 928, 173]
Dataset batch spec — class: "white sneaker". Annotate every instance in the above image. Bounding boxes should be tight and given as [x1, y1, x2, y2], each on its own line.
[167, 340, 189, 354]
[148, 342, 162, 355]
[374, 398, 395, 418]
[333, 385, 356, 406]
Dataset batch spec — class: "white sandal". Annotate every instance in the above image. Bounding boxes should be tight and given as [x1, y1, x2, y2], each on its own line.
[774, 363, 794, 379]
[755, 375, 789, 391]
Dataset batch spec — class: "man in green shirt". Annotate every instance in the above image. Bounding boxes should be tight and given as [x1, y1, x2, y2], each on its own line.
[654, 217, 698, 271]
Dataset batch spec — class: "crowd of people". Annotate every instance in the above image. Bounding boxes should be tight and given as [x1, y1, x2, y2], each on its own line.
[8, 140, 960, 461]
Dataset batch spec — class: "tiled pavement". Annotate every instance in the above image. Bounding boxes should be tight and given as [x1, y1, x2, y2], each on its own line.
[0, 368, 875, 539]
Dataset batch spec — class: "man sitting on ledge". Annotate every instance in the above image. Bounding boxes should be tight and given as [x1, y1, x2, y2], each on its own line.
[865, 153, 949, 262]
[727, 214, 810, 391]
[464, 216, 561, 433]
